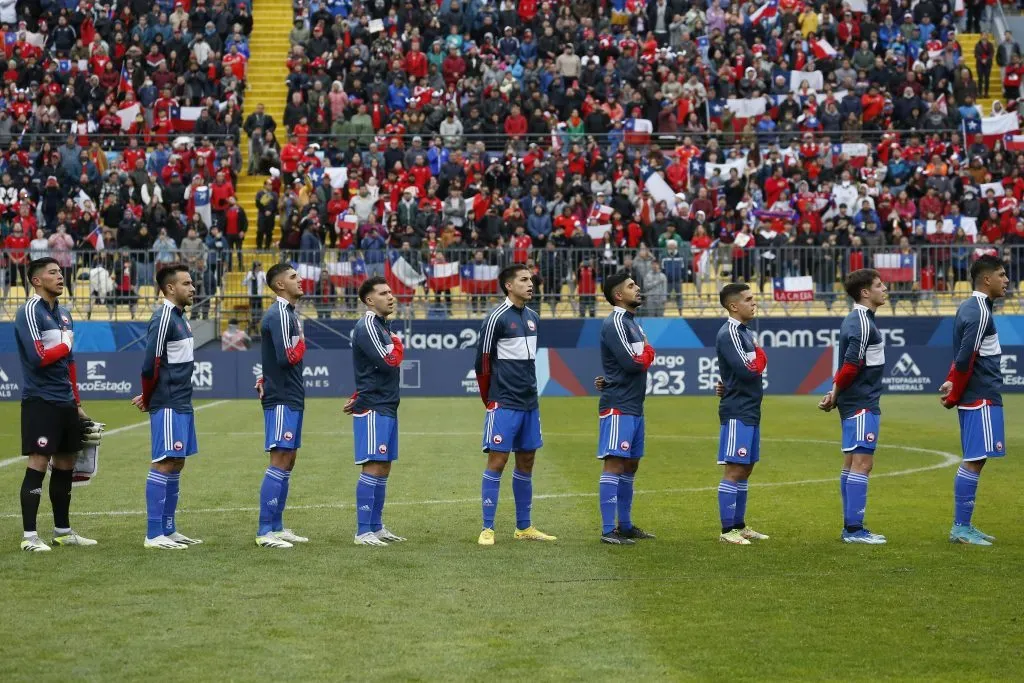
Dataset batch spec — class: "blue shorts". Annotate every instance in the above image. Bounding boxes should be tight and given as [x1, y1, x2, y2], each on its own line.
[481, 406, 543, 453]
[841, 409, 880, 453]
[717, 419, 760, 465]
[353, 410, 399, 464]
[958, 402, 1006, 461]
[150, 408, 198, 462]
[264, 405, 303, 452]
[597, 410, 645, 459]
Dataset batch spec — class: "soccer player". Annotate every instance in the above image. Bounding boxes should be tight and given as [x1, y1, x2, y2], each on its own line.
[593, 271, 656, 545]
[818, 269, 888, 544]
[253, 263, 309, 549]
[715, 283, 770, 545]
[131, 264, 203, 550]
[939, 254, 1009, 546]
[15, 257, 97, 551]
[343, 276, 407, 546]
[474, 264, 556, 546]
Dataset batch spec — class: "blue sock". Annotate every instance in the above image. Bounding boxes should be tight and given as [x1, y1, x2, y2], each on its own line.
[735, 480, 748, 529]
[512, 470, 532, 531]
[356, 473, 377, 535]
[599, 473, 620, 534]
[258, 466, 286, 537]
[718, 480, 738, 533]
[845, 473, 869, 530]
[163, 471, 180, 536]
[840, 469, 850, 526]
[146, 469, 168, 540]
[371, 476, 387, 533]
[954, 466, 980, 527]
[272, 470, 291, 533]
[481, 469, 501, 529]
[617, 473, 635, 531]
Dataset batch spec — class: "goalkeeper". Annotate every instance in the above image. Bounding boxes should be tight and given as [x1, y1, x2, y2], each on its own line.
[14, 258, 100, 552]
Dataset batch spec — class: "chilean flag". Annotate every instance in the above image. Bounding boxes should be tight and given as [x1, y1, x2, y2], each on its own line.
[749, 0, 778, 25]
[327, 259, 367, 289]
[85, 226, 104, 250]
[296, 264, 322, 293]
[624, 118, 653, 146]
[385, 251, 425, 302]
[119, 62, 133, 95]
[772, 275, 814, 301]
[832, 143, 870, 168]
[1006, 134, 1024, 151]
[965, 113, 1020, 147]
[873, 253, 917, 282]
[460, 263, 500, 295]
[809, 37, 837, 60]
[427, 261, 461, 290]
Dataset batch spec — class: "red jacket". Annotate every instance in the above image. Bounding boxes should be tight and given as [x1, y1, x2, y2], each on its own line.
[281, 143, 303, 173]
[211, 180, 235, 211]
[4, 234, 29, 263]
[403, 50, 427, 78]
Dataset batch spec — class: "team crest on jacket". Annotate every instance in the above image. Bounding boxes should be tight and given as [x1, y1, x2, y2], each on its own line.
[37, 436, 48, 448]
[61, 316, 69, 324]
[284, 431, 294, 441]
[493, 434, 503, 444]
[378, 444, 388, 454]
[866, 433, 876, 443]
[620, 441, 630, 451]
[737, 447, 748, 457]
[527, 320, 536, 331]
[173, 441, 184, 451]
[509, 322, 517, 330]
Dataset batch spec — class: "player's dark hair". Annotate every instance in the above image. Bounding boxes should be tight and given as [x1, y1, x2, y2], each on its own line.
[358, 276, 388, 305]
[844, 268, 881, 302]
[719, 282, 750, 309]
[265, 262, 294, 291]
[498, 264, 531, 295]
[27, 257, 60, 282]
[970, 254, 1004, 286]
[603, 270, 634, 305]
[155, 263, 190, 293]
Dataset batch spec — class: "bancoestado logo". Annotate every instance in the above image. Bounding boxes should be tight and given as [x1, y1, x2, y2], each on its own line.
[1000, 355, 1024, 386]
[76, 360, 132, 394]
[694, 356, 769, 392]
[0, 365, 19, 398]
[461, 369, 479, 394]
[251, 364, 331, 388]
[883, 353, 931, 392]
[393, 329, 478, 350]
[755, 328, 906, 348]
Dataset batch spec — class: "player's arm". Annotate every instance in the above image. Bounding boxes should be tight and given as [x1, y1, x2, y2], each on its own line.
[268, 307, 305, 367]
[474, 312, 500, 405]
[719, 326, 766, 379]
[15, 305, 71, 369]
[831, 323, 865, 397]
[355, 322, 403, 371]
[943, 312, 981, 407]
[137, 312, 166, 410]
[603, 318, 655, 373]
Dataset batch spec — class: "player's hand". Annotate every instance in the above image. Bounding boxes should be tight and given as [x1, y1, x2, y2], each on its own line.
[594, 375, 607, 391]
[342, 396, 356, 415]
[130, 394, 146, 412]
[255, 378, 265, 399]
[818, 390, 835, 412]
[77, 406, 90, 421]
[715, 380, 725, 398]
[938, 381, 955, 408]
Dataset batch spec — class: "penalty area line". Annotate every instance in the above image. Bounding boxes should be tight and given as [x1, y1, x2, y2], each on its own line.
[0, 442, 959, 520]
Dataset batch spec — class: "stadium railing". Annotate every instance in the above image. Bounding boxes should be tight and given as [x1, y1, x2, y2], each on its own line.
[2, 244, 1022, 328]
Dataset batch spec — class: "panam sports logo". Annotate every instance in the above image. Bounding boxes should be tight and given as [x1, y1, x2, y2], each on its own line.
[251, 363, 330, 388]
[883, 353, 931, 392]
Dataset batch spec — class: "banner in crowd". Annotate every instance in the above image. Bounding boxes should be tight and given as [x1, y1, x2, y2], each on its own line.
[1, 346, 1022, 401]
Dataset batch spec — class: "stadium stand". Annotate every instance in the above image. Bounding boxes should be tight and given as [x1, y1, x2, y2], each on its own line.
[5, 0, 1024, 329]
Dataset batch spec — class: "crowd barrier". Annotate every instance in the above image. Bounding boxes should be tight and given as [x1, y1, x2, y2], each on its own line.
[1, 346, 1022, 402]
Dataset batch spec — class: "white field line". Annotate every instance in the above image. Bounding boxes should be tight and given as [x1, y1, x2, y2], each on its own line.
[0, 435, 959, 520]
[0, 400, 232, 469]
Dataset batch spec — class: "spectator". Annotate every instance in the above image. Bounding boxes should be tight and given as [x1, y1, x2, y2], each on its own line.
[221, 319, 252, 351]
[644, 261, 668, 317]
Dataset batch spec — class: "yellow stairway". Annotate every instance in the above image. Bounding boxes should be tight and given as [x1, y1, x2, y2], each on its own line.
[958, 33, 997, 114]
[240, 0, 292, 253]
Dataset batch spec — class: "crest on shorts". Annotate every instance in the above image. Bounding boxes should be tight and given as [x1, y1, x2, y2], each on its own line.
[996, 441, 1004, 452]
[866, 432, 876, 443]
[284, 431, 294, 441]
[527, 320, 536, 331]
[737, 447, 748, 457]
[378, 443, 388, 454]
[493, 434, 503, 445]
[173, 441, 184, 451]
[37, 436, 48, 448]
[620, 440, 630, 451]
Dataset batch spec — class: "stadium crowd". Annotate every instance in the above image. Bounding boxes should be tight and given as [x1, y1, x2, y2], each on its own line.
[0, 0, 251, 310]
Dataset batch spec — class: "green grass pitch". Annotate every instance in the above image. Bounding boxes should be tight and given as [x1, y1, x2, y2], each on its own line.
[0, 395, 1021, 682]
